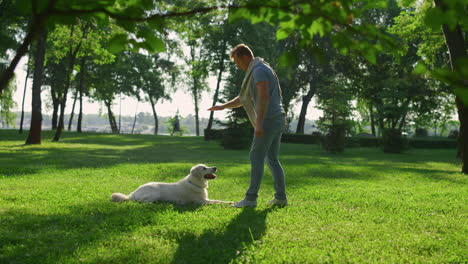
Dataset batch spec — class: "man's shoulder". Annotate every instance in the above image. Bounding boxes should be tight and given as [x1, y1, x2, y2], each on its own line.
[252, 63, 272, 76]
[253, 62, 270, 70]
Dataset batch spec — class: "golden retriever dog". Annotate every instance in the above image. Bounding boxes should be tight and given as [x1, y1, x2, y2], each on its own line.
[111, 164, 230, 205]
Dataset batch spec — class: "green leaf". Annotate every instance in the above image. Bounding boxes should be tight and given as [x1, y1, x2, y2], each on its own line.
[12, 0, 32, 15]
[454, 87, 468, 106]
[362, 0, 387, 10]
[147, 17, 165, 33]
[36, 0, 51, 13]
[116, 20, 136, 32]
[363, 48, 376, 64]
[276, 28, 290, 41]
[137, 28, 166, 53]
[424, 7, 444, 30]
[278, 51, 297, 67]
[228, 8, 249, 23]
[49, 15, 77, 26]
[108, 33, 128, 54]
[444, 10, 458, 31]
[308, 20, 324, 37]
[144, 37, 165, 53]
[413, 62, 428, 75]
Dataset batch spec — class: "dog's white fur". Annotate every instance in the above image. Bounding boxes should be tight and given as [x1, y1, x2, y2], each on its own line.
[111, 164, 230, 205]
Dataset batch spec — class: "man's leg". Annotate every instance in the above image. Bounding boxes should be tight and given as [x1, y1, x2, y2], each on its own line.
[266, 131, 286, 200]
[245, 133, 275, 201]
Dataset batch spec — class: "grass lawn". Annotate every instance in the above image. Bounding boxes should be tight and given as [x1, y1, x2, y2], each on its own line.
[0, 129, 466, 263]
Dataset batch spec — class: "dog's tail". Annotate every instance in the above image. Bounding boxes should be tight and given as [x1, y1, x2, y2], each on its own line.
[111, 193, 130, 202]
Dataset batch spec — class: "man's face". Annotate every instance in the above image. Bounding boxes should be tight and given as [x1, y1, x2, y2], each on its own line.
[232, 54, 246, 72]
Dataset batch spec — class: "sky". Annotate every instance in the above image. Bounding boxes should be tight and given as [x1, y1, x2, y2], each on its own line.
[11, 54, 322, 121]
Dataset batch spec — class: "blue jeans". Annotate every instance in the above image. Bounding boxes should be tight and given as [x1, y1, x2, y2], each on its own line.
[245, 114, 287, 201]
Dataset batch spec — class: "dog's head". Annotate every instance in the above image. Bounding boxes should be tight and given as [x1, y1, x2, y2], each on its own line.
[190, 164, 217, 180]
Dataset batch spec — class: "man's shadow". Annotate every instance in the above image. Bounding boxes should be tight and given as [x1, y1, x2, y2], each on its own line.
[171, 207, 274, 264]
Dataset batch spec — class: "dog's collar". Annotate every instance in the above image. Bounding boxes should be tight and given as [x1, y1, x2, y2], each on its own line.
[188, 180, 204, 190]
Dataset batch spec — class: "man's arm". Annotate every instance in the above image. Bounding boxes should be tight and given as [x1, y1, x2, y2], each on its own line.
[255, 81, 269, 137]
[208, 96, 242, 111]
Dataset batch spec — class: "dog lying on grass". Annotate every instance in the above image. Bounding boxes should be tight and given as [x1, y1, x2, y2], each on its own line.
[111, 164, 231, 205]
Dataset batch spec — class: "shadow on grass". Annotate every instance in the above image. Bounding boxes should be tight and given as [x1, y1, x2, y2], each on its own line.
[0, 200, 206, 264]
[0, 198, 272, 264]
[0, 130, 461, 184]
[0, 136, 236, 177]
[171, 207, 273, 264]
[0, 167, 40, 177]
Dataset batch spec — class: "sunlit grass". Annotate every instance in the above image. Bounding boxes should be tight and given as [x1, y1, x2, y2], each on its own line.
[0, 129, 466, 263]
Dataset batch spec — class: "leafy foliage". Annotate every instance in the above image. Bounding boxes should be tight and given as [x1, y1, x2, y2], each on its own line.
[316, 80, 354, 153]
[229, 0, 400, 65]
[382, 128, 409, 153]
[0, 76, 17, 127]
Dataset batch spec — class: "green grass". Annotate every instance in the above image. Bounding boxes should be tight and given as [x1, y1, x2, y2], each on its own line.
[0, 129, 466, 263]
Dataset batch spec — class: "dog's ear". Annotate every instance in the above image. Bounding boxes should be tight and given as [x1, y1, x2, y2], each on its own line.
[190, 165, 203, 178]
[190, 164, 200, 173]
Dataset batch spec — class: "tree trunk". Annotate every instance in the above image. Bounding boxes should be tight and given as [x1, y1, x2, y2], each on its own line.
[53, 92, 69, 142]
[0, 13, 48, 94]
[25, 29, 48, 145]
[105, 100, 118, 133]
[194, 85, 200, 136]
[19, 54, 31, 134]
[53, 80, 70, 141]
[53, 25, 85, 142]
[378, 118, 385, 137]
[207, 39, 227, 132]
[434, 0, 467, 173]
[77, 58, 85, 133]
[374, 100, 385, 137]
[67, 89, 78, 131]
[50, 88, 60, 130]
[118, 93, 122, 133]
[149, 96, 159, 135]
[131, 101, 138, 134]
[190, 45, 200, 137]
[296, 81, 317, 134]
[77, 90, 83, 132]
[370, 103, 376, 136]
[456, 97, 467, 161]
[397, 98, 412, 131]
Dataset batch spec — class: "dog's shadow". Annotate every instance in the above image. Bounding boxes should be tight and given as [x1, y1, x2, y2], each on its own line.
[171, 207, 274, 263]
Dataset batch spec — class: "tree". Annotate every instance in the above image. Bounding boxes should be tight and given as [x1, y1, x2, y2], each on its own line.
[19, 55, 31, 134]
[76, 57, 86, 132]
[43, 58, 67, 130]
[316, 78, 354, 153]
[175, 4, 214, 137]
[51, 22, 90, 142]
[411, 88, 455, 136]
[25, 29, 47, 145]
[394, 0, 467, 172]
[125, 51, 175, 135]
[1, 0, 402, 94]
[88, 55, 126, 133]
[0, 68, 16, 128]
[294, 36, 337, 134]
[204, 9, 236, 132]
[432, 0, 467, 173]
[43, 19, 114, 137]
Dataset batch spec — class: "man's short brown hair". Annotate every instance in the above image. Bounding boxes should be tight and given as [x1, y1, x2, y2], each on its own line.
[230, 44, 254, 60]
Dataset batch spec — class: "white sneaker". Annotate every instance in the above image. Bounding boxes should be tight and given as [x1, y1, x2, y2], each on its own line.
[267, 198, 288, 206]
[231, 199, 257, 208]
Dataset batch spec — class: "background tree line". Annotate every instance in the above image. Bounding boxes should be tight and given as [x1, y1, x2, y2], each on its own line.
[0, 0, 466, 173]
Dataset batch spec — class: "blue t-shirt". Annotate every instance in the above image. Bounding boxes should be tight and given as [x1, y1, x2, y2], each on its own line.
[250, 63, 284, 119]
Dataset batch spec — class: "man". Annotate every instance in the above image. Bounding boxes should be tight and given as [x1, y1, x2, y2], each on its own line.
[208, 44, 287, 207]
